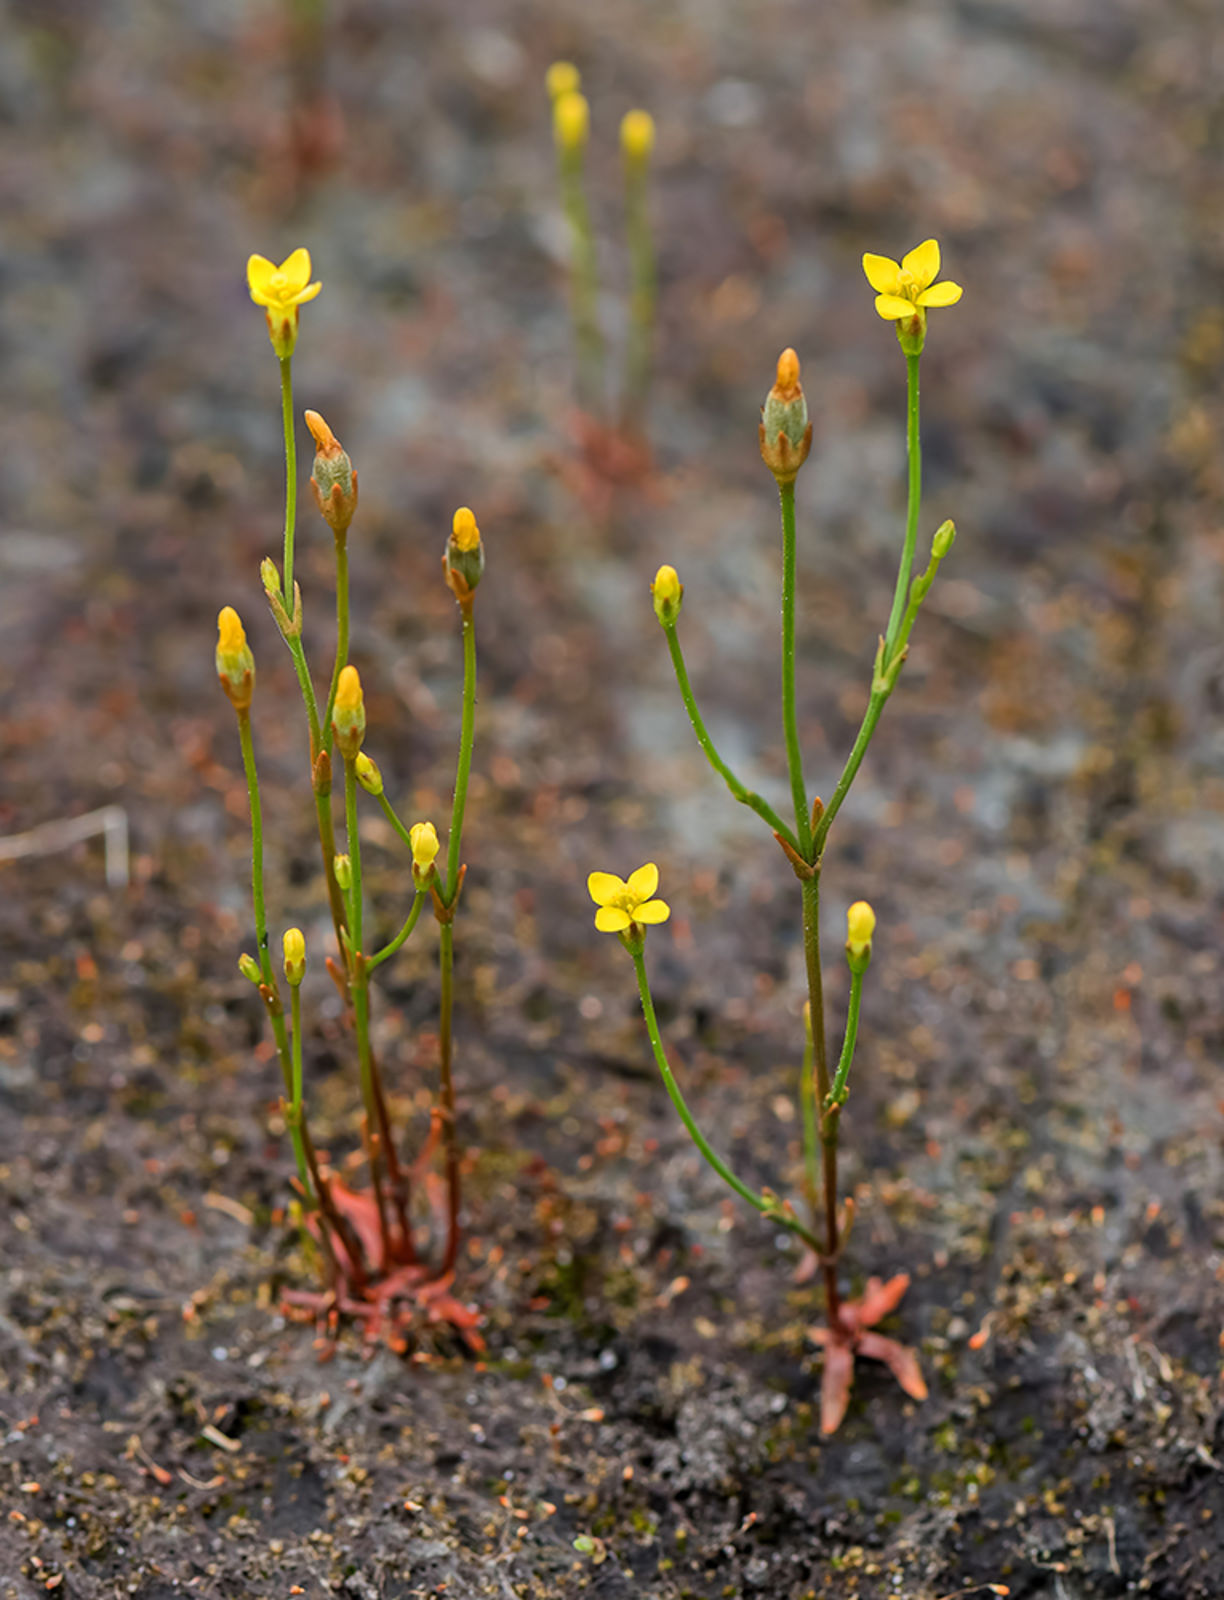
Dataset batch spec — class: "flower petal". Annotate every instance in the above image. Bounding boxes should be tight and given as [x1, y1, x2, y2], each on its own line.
[278, 247, 313, 291]
[625, 862, 659, 902]
[247, 253, 277, 303]
[634, 898, 670, 925]
[915, 279, 962, 308]
[588, 871, 627, 907]
[595, 906, 632, 932]
[861, 253, 903, 295]
[289, 280, 323, 306]
[874, 294, 921, 321]
[901, 239, 940, 291]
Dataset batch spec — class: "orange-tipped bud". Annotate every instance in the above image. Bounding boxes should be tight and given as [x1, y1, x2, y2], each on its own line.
[305, 409, 358, 538]
[332, 664, 366, 757]
[759, 348, 812, 485]
[444, 507, 485, 602]
[216, 606, 255, 711]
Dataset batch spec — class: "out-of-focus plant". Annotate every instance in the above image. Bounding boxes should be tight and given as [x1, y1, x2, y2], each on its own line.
[547, 62, 657, 467]
[591, 243, 963, 1431]
[216, 248, 485, 1350]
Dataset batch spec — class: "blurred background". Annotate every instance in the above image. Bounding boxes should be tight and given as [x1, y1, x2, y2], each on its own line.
[2, 1, 1224, 1595]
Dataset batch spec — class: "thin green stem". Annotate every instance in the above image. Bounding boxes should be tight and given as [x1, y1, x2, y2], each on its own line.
[438, 919, 460, 1273]
[559, 146, 605, 413]
[827, 968, 865, 1109]
[344, 755, 364, 957]
[444, 600, 477, 901]
[778, 481, 810, 857]
[812, 692, 887, 859]
[238, 710, 274, 984]
[631, 946, 820, 1254]
[799, 1008, 819, 1233]
[368, 890, 427, 969]
[663, 622, 799, 852]
[800, 874, 842, 1321]
[883, 352, 922, 664]
[286, 985, 312, 1197]
[280, 355, 298, 601]
[378, 791, 418, 860]
[322, 533, 349, 752]
[622, 157, 655, 426]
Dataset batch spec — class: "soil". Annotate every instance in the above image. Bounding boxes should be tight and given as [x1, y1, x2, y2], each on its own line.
[3, 2, 1224, 1597]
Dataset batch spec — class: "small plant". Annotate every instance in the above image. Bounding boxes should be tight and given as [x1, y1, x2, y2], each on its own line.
[216, 247, 485, 1350]
[547, 61, 657, 472]
[590, 241, 964, 1432]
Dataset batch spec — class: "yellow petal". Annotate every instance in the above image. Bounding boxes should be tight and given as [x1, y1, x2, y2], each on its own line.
[595, 906, 632, 932]
[626, 862, 659, 902]
[278, 247, 313, 291]
[874, 294, 921, 321]
[247, 253, 276, 303]
[901, 239, 940, 291]
[588, 871, 627, 907]
[862, 253, 903, 295]
[288, 280, 323, 307]
[916, 280, 962, 308]
[634, 899, 670, 925]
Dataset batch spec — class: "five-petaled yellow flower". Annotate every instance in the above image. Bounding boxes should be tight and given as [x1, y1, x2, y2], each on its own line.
[247, 248, 322, 357]
[862, 240, 962, 324]
[588, 863, 670, 933]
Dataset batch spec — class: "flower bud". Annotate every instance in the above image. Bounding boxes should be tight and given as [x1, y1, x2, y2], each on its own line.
[409, 820, 440, 887]
[553, 90, 589, 152]
[443, 507, 485, 602]
[759, 348, 812, 485]
[260, 557, 280, 596]
[932, 519, 956, 560]
[546, 61, 581, 101]
[621, 110, 655, 165]
[305, 409, 358, 539]
[238, 953, 262, 985]
[332, 664, 366, 757]
[846, 901, 876, 971]
[216, 606, 255, 712]
[355, 752, 383, 796]
[651, 564, 683, 627]
[333, 853, 352, 891]
[283, 927, 306, 986]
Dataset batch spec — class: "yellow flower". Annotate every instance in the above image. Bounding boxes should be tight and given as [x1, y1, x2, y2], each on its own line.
[332, 664, 366, 756]
[846, 900, 876, 958]
[444, 507, 485, 601]
[621, 110, 655, 163]
[588, 863, 671, 933]
[554, 90, 589, 151]
[215, 605, 255, 711]
[451, 507, 481, 552]
[651, 564, 683, 626]
[246, 247, 321, 357]
[283, 927, 306, 986]
[546, 61, 581, 101]
[862, 240, 962, 324]
[409, 821, 440, 882]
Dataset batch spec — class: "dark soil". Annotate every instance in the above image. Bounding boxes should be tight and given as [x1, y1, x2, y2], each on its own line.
[3, 2, 1224, 1597]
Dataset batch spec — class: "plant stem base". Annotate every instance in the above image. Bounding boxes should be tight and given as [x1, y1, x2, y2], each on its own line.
[808, 1272, 927, 1435]
[283, 1174, 485, 1355]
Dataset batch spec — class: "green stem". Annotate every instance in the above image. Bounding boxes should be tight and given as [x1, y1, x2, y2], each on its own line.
[559, 146, 604, 414]
[286, 985, 312, 1197]
[345, 755, 363, 957]
[631, 945, 820, 1254]
[812, 691, 887, 859]
[438, 919, 460, 1273]
[378, 791, 418, 860]
[778, 480, 810, 857]
[827, 968, 864, 1109]
[280, 355, 298, 602]
[622, 157, 655, 426]
[238, 710, 274, 985]
[800, 874, 841, 1322]
[663, 622, 799, 852]
[799, 1007, 819, 1232]
[368, 890, 427, 969]
[445, 600, 477, 902]
[883, 352, 922, 664]
[322, 533, 350, 752]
